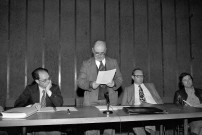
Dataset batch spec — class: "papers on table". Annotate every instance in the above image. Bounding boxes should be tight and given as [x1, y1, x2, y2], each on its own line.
[96, 69, 116, 84]
[1, 107, 38, 119]
[1, 107, 78, 119]
[182, 100, 202, 108]
[38, 107, 77, 112]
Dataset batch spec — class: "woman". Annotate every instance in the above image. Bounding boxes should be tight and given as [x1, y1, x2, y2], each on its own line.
[174, 72, 202, 135]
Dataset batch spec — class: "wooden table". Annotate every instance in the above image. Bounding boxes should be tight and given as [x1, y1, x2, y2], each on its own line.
[1, 104, 202, 135]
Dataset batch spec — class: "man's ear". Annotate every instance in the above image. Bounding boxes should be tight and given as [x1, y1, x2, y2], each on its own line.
[35, 80, 39, 84]
[132, 75, 135, 80]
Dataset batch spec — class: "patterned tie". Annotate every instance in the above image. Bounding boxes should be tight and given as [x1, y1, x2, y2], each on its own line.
[98, 61, 107, 100]
[139, 85, 146, 103]
[41, 90, 46, 108]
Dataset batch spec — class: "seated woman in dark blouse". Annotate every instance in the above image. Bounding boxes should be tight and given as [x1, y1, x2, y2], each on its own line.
[174, 72, 202, 135]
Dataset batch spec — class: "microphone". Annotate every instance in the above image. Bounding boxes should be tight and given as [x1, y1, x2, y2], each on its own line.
[103, 92, 113, 114]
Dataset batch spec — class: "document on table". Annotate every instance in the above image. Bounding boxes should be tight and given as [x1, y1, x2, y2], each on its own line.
[95, 105, 129, 111]
[96, 69, 116, 84]
[38, 107, 78, 112]
[182, 100, 202, 108]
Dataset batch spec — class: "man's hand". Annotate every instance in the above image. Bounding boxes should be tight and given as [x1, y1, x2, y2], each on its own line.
[45, 80, 52, 97]
[32, 103, 41, 110]
[91, 81, 100, 89]
[106, 80, 114, 87]
[46, 80, 52, 91]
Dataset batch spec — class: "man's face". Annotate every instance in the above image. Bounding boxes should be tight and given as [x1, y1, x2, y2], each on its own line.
[132, 70, 144, 85]
[36, 71, 50, 88]
[182, 75, 193, 88]
[92, 41, 106, 61]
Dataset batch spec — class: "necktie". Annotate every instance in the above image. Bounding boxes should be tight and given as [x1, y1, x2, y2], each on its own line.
[98, 61, 107, 100]
[139, 85, 146, 103]
[41, 90, 46, 108]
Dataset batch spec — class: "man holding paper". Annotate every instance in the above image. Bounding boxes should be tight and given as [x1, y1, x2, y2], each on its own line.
[77, 40, 123, 135]
[77, 40, 123, 106]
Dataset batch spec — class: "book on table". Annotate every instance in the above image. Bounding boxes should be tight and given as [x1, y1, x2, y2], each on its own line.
[123, 106, 165, 115]
[1, 107, 38, 119]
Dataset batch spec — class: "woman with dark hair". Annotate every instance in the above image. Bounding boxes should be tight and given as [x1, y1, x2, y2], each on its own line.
[174, 72, 202, 135]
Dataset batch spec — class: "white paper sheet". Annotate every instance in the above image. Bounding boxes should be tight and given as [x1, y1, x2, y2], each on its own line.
[95, 105, 129, 111]
[38, 107, 78, 112]
[96, 69, 116, 84]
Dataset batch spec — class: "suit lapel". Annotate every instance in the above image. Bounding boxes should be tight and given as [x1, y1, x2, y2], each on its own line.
[128, 85, 135, 105]
[90, 58, 98, 80]
[33, 84, 40, 103]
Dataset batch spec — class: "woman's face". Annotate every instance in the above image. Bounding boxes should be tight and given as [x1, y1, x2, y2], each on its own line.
[182, 75, 193, 88]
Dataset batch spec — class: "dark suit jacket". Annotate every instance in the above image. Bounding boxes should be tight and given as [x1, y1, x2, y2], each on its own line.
[174, 88, 202, 105]
[121, 83, 163, 105]
[14, 83, 63, 107]
[77, 57, 123, 106]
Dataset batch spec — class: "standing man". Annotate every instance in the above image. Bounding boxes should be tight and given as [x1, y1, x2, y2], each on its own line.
[77, 40, 123, 135]
[15, 67, 63, 108]
[122, 68, 163, 135]
[77, 40, 123, 106]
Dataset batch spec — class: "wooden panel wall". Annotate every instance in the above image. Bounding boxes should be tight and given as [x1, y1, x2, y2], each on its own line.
[0, 0, 202, 106]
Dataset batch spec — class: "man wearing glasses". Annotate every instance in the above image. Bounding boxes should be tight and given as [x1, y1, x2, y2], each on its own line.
[14, 67, 63, 108]
[77, 40, 123, 135]
[122, 68, 163, 135]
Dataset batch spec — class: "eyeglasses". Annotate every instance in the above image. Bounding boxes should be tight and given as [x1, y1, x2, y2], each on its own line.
[94, 52, 105, 56]
[38, 77, 51, 83]
[134, 75, 144, 78]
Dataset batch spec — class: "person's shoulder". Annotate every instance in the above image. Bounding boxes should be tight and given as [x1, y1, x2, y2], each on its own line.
[144, 83, 154, 86]
[124, 84, 133, 90]
[105, 57, 117, 61]
[83, 57, 95, 64]
[26, 83, 38, 89]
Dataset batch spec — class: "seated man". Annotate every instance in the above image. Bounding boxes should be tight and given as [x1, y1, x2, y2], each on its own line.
[0, 102, 7, 135]
[14, 67, 63, 135]
[122, 68, 163, 135]
[174, 72, 202, 135]
[15, 67, 63, 108]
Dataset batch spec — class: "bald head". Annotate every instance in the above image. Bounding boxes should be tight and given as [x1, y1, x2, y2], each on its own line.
[92, 40, 107, 61]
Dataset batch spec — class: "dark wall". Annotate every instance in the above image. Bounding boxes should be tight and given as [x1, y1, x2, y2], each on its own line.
[0, 0, 202, 107]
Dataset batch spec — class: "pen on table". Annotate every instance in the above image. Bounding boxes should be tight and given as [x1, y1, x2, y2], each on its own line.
[67, 109, 71, 114]
[53, 107, 57, 112]
[182, 100, 192, 106]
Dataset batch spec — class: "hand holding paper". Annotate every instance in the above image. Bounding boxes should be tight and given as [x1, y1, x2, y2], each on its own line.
[96, 69, 116, 84]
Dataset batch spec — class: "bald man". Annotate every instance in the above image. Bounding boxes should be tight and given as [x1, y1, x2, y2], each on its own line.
[77, 40, 123, 135]
[77, 40, 123, 106]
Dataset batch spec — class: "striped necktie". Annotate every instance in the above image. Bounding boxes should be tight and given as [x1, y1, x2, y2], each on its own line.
[98, 61, 107, 100]
[139, 85, 146, 103]
[41, 90, 46, 108]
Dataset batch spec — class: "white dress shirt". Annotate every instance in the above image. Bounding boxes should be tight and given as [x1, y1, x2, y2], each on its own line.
[95, 59, 106, 68]
[134, 83, 157, 105]
[185, 88, 200, 106]
[39, 87, 46, 103]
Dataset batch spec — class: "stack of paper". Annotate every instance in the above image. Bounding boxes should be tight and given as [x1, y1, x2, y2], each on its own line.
[1, 107, 38, 119]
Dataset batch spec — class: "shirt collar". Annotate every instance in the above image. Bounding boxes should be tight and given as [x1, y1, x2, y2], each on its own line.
[95, 58, 106, 67]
